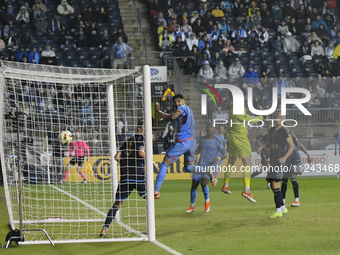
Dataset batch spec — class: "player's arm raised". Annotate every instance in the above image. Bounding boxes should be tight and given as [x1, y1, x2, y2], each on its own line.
[156, 102, 182, 121]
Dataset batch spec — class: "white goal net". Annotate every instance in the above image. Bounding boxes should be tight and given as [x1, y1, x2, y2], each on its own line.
[0, 61, 155, 244]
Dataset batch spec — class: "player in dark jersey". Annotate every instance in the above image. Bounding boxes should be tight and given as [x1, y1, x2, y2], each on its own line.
[186, 123, 227, 213]
[154, 94, 196, 199]
[100, 123, 159, 237]
[257, 112, 299, 218]
[254, 124, 271, 189]
[281, 131, 311, 207]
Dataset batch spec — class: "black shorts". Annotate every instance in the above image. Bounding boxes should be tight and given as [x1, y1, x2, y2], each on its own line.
[266, 163, 298, 182]
[69, 156, 85, 167]
[115, 181, 146, 201]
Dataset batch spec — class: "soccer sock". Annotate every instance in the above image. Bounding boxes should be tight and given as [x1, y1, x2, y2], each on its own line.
[79, 171, 85, 180]
[62, 169, 69, 182]
[191, 188, 197, 205]
[202, 186, 209, 201]
[291, 181, 299, 200]
[155, 161, 169, 192]
[223, 165, 232, 186]
[273, 188, 283, 212]
[104, 205, 119, 229]
[281, 181, 288, 200]
[243, 168, 251, 193]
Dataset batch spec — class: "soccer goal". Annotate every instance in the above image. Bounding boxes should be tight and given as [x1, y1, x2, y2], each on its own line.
[0, 61, 155, 245]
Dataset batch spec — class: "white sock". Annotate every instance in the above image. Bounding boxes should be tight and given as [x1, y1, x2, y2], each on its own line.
[281, 205, 286, 211]
[295, 198, 299, 202]
[190, 203, 195, 207]
[283, 199, 285, 204]
[276, 208, 281, 214]
[244, 187, 250, 193]
[224, 183, 229, 188]
[205, 199, 210, 203]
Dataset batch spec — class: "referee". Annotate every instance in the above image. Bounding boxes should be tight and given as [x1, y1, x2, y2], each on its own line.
[100, 122, 158, 237]
[257, 111, 299, 218]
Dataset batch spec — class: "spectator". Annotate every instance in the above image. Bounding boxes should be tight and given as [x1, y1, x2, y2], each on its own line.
[284, 1, 295, 17]
[311, 40, 324, 59]
[313, 74, 327, 90]
[172, 36, 184, 51]
[221, 40, 235, 52]
[1, 25, 10, 39]
[32, 4, 48, 33]
[307, 31, 323, 45]
[212, 5, 224, 18]
[80, 100, 94, 126]
[252, 10, 262, 29]
[323, 9, 336, 28]
[3, 4, 16, 25]
[181, 19, 192, 39]
[243, 16, 253, 31]
[82, 6, 95, 25]
[99, 29, 111, 48]
[299, 40, 312, 61]
[112, 27, 128, 44]
[186, 32, 198, 51]
[262, 10, 274, 28]
[219, 17, 231, 37]
[234, 3, 248, 22]
[283, 32, 300, 53]
[330, 25, 338, 41]
[49, 13, 61, 33]
[74, 20, 86, 47]
[199, 3, 209, 17]
[40, 42, 56, 65]
[96, 5, 108, 23]
[326, 76, 340, 94]
[16, 6, 30, 25]
[276, 74, 287, 96]
[295, 4, 307, 20]
[320, 92, 334, 108]
[87, 131, 102, 155]
[23, 2, 32, 14]
[223, 50, 236, 67]
[291, 0, 302, 10]
[332, 56, 340, 74]
[214, 60, 228, 82]
[272, 35, 284, 52]
[277, 20, 289, 36]
[325, 41, 335, 59]
[86, 22, 99, 47]
[117, 114, 127, 135]
[248, 2, 260, 17]
[288, 18, 298, 35]
[198, 34, 212, 51]
[111, 37, 132, 69]
[312, 15, 328, 31]
[317, 56, 332, 76]
[172, 25, 185, 41]
[235, 37, 248, 51]
[259, 26, 269, 46]
[28, 45, 40, 64]
[250, 35, 261, 52]
[302, 17, 312, 37]
[253, 95, 265, 110]
[220, 0, 234, 13]
[34, 0, 47, 13]
[243, 65, 261, 89]
[317, 24, 330, 44]
[210, 52, 222, 69]
[210, 24, 220, 41]
[60, 29, 76, 49]
[167, 18, 177, 33]
[173, 43, 193, 74]
[192, 18, 205, 36]
[157, 20, 166, 35]
[163, 125, 175, 151]
[228, 58, 245, 79]
[57, 0, 74, 16]
[198, 60, 214, 79]
[248, 26, 259, 43]
[272, 2, 283, 25]
[311, 84, 325, 104]
[260, 70, 270, 87]
[231, 24, 247, 43]
[4, 31, 18, 50]
[190, 11, 199, 24]
[0, 35, 5, 50]
[16, 45, 27, 62]
[19, 29, 33, 48]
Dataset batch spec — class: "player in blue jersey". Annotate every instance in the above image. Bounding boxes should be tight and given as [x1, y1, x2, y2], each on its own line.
[154, 94, 196, 199]
[186, 123, 228, 213]
[281, 131, 311, 207]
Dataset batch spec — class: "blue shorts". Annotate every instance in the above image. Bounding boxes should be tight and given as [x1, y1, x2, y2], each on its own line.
[165, 139, 196, 163]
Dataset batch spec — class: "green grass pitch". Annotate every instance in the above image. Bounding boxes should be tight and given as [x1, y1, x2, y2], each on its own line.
[1, 177, 340, 255]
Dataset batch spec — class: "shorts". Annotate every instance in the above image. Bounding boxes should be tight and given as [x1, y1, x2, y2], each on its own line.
[115, 181, 146, 201]
[228, 135, 252, 159]
[266, 162, 298, 182]
[165, 139, 196, 163]
[69, 156, 85, 167]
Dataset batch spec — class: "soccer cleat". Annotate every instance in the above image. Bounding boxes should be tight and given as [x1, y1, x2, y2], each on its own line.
[221, 186, 232, 194]
[186, 207, 196, 213]
[154, 192, 160, 199]
[211, 178, 218, 187]
[82, 179, 87, 184]
[242, 191, 256, 203]
[291, 201, 300, 207]
[99, 228, 107, 238]
[282, 208, 288, 215]
[210, 168, 218, 186]
[270, 212, 283, 218]
[205, 201, 210, 212]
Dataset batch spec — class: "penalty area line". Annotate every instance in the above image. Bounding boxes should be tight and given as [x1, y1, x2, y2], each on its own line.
[152, 240, 183, 255]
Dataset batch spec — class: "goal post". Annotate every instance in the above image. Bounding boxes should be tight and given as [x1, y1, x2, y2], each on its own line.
[0, 61, 155, 244]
